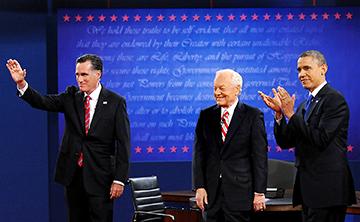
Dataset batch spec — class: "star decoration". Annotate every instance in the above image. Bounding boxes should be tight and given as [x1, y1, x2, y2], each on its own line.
[251, 13, 259, 21]
[288, 148, 295, 152]
[216, 14, 223, 21]
[192, 14, 200, 21]
[146, 146, 154, 153]
[287, 13, 294, 20]
[346, 12, 353, 20]
[87, 15, 94, 22]
[135, 146, 141, 154]
[170, 146, 177, 153]
[267, 146, 271, 152]
[110, 14, 118, 22]
[157, 14, 165, 22]
[145, 14, 153, 22]
[276, 146, 282, 152]
[134, 14, 141, 22]
[169, 14, 176, 21]
[347, 145, 353, 152]
[310, 12, 318, 20]
[298, 13, 306, 20]
[63, 14, 70, 22]
[122, 14, 129, 22]
[228, 14, 235, 21]
[275, 13, 282, 21]
[334, 12, 341, 20]
[322, 12, 329, 20]
[204, 14, 212, 21]
[239, 13, 247, 21]
[181, 14, 188, 22]
[98, 14, 106, 22]
[75, 14, 82, 22]
[158, 146, 166, 153]
[182, 146, 190, 153]
[263, 13, 271, 21]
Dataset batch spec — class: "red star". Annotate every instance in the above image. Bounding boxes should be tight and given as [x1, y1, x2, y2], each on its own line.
[228, 14, 235, 21]
[87, 15, 94, 22]
[135, 146, 141, 154]
[192, 14, 200, 21]
[182, 146, 190, 153]
[98, 14, 106, 22]
[322, 12, 329, 20]
[75, 14, 82, 22]
[180, 14, 188, 22]
[346, 12, 353, 20]
[298, 13, 306, 20]
[275, 13, 282, 21]
[122, 14, 129, 22]
[276, 146, 282, 152]
[63, 14, 70, 22]
[334, 12, 341, 20]
[157, 14, 164, 22]
[134, 14, 141, 22]
[288, 148, 295, 152]
[169, 14, 176, 21]
[146, 146, 154, 153]
[204, 14, 211, 21]
[170, 146, 177, 153]
[251, 13, 259, 21]
[263, 13, 271, 21]
[287, 13, 294, 20]
[310, 12, 318, 20]
[240, 13, 247, 21]
[267, 146, 271, 152]
[110, 14, 118, 22]
[347, 145, 353, 152]
[145, 14, 153, 22]
[158, 146, 166, 153]
[216, 14, 223, 21]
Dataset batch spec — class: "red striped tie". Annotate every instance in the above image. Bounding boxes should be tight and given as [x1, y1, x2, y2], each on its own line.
[221, 110, 229, 142]
[78, 95, 91, 167]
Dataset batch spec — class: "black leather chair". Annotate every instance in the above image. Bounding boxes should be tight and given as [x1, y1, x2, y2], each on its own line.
[128, 176, 175, 222]
[267, 158, 296, 189]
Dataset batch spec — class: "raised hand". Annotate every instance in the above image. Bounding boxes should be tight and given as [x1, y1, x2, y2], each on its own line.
[258, 88, 282, 114]
[277, 86, 296, 119]
[6, 59, 27, 88]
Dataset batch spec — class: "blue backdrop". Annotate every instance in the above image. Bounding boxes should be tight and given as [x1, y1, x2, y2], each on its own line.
[58, 8, 360, 163]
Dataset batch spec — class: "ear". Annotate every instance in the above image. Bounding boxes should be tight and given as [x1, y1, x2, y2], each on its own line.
[96, 71, 102, 79]
[320, 64, 328, 75]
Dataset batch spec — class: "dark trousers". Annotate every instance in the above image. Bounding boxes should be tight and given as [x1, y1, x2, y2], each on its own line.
[203, 180, 251, 222]
[65, 167, 114, 222]
[302, 204, 347, 222]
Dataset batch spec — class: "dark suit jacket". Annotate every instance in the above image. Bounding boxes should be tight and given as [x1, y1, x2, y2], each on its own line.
[274, 84, 356, 208]
[20, 85, 130, 196]
[192, 102, 268, 211]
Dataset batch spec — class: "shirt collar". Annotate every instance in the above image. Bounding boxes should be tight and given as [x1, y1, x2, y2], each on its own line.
[221, 97, 238, 117]
[84, 83, 102, 101]
[310, 81, 327, 98]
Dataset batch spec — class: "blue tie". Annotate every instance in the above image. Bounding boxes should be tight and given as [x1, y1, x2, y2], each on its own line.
[304, 94, 314, 119]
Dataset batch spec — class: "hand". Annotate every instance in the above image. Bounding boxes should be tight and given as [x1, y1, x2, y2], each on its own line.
[258, 89, 282, 116]
[253, 193, 266, 212]
[277, 86, 296, 119]
[6, 59, 27, 88]
[195, 188, 208, 211]
[110, 183, 124, 199]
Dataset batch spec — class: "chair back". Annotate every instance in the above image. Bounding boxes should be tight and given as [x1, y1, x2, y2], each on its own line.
[267, 159, 297, 189]
[128, 176, 166, 222]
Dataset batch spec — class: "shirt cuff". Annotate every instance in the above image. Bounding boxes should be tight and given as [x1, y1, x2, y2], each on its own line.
[17, 82, 28, 96]
[113, 180, 125, 186]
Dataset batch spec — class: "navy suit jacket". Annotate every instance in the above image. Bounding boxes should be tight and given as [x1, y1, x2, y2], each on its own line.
[274, 84, 356, 208]
[21, 85, 130, 196]
[193, 102, 268, 211]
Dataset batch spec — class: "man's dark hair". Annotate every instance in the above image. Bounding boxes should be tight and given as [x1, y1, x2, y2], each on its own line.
[76, 54, 103, 74]
[299, 50, 327, 66]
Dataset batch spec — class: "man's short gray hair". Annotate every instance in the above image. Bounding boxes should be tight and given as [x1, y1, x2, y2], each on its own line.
[299, 50, 327, 66]
[215, 69, 243, 89]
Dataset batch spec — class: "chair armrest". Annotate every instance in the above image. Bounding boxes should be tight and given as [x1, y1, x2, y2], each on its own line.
[134, 210, 175, 221]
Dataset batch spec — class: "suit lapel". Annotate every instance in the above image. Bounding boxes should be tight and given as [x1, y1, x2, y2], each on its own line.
[304, 84, 329, 122]
[75, 91, 85, 134]
[88, 87, 109, 134]
[210, 106, 223, 148]
[221, 102, 245, 153]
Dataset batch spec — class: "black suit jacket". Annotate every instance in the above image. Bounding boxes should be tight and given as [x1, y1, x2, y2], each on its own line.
[192, 102, 268, 211]
[21, 85, 130, 196]
[274, 84, 356, 208]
